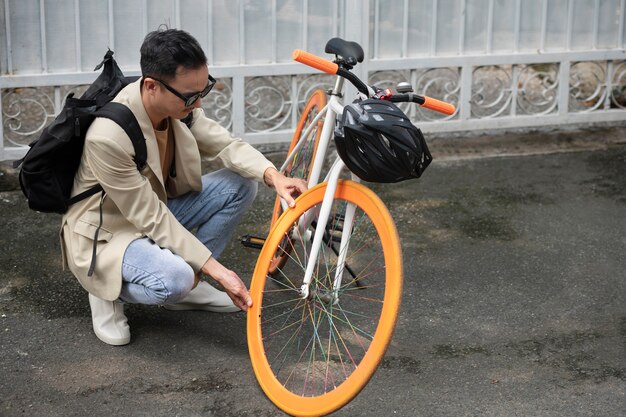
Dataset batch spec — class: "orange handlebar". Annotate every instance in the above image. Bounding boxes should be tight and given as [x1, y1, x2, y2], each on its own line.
[293, 49, 339, 75]
[293, 48, 456, 115]
[422, 96, 456, 115]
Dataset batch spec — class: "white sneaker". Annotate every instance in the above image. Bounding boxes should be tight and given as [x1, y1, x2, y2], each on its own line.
[88, 294, 131, 346]
[163, 281, 240, 313]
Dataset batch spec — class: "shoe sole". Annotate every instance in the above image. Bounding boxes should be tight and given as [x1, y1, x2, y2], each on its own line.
[93, 327, 131, 346]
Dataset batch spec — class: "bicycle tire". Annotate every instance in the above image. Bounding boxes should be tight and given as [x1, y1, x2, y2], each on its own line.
[268, 89, 327, 275]
[248, 180, 402, 417]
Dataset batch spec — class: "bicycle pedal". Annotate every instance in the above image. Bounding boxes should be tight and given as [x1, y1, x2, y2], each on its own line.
[240, 234, 266, 250]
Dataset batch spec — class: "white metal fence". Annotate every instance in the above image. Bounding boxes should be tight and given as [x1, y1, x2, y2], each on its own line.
[1, 0, 625, 161]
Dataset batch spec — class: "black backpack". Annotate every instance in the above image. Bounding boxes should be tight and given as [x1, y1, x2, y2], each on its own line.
[13, 50, 147, 214]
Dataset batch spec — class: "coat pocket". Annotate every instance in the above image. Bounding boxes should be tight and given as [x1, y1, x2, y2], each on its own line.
[73, 219, 113, 242]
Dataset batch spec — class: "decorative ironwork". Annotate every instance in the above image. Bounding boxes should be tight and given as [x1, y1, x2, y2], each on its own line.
[569, 61, 607, 112]
[368, 69, 459, 121]
[610, 61, 626, 109]
[2, 60, 625, 159]
[517, 64, 559, 116]
[569, 60, 626, 112]
[1, 87, 56, 147]
[471, 65, 512, 119]
[202, 78, 233, 130]
[245, 76, 292, 133]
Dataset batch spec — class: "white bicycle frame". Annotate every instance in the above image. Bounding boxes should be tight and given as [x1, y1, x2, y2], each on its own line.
[277, 76, 365, 301]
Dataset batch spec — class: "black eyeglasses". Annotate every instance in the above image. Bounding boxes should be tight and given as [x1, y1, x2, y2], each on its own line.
[145, 73, 216, 107]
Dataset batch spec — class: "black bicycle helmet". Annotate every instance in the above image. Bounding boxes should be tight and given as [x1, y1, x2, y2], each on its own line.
[334, 98, 432, 183]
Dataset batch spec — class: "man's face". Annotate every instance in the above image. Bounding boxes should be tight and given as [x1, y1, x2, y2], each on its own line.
[147, 65, 210, 120]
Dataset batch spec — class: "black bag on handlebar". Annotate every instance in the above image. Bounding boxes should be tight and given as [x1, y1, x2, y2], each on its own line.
[334, 98, 432, 183]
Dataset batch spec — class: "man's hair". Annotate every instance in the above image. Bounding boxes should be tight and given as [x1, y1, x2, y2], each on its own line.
[140, 28, 207, 80]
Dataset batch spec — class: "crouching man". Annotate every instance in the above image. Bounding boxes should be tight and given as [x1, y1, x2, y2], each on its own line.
[61, 28, 306, 345]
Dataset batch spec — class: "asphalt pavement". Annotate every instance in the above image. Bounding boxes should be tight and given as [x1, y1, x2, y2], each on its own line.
[0, 127, 624, 416]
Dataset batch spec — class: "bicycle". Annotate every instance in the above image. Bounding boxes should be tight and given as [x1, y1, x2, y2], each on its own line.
[244, 37, 455, 417]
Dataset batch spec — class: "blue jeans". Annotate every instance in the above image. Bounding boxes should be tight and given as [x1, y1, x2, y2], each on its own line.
[118, 169, 258, 304]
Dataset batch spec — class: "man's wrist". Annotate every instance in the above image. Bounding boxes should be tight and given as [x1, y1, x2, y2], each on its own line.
[263, 167, 279, 187]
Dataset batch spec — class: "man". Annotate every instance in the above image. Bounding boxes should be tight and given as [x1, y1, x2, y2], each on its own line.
[61, 28, 306, 346]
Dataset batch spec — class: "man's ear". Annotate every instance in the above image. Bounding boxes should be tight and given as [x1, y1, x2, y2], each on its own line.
[142, 78, 158, 95]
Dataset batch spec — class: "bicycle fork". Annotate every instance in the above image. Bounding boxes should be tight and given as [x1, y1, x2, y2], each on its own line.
[299, 158, 356, 304]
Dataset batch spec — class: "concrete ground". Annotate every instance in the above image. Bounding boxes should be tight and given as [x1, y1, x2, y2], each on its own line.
[0, 126, 624, 416]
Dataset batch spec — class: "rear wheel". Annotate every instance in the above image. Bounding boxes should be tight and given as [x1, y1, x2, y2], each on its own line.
[268, 89, 327, 275]
[248, 180, 403, 416]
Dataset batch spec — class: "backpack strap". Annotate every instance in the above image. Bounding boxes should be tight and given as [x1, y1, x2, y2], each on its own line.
[82, 102, 147, 278]
[65, 102, 147, 208]
[94, 102, 147, 170]
[66, 184, 103, 206]
[87, 191, 106, 277]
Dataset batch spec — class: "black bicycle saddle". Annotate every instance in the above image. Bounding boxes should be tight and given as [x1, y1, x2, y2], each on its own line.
[325, 38, 364, 64]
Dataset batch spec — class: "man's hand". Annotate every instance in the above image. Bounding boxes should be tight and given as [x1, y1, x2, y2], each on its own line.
[264, 167, 308, 208]
[201, 257, 252, 311]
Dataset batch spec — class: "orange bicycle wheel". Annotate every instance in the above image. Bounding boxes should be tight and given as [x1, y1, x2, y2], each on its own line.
[248, 180, 402, 417]
[268, 89, 327, 274]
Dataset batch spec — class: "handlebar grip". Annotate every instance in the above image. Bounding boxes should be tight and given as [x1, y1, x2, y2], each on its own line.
[421, 96, 456, 115]
[293, 49, 339, 75]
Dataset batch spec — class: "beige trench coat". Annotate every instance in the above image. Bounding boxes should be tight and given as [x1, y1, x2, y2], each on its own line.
[60, 79, 274, 301]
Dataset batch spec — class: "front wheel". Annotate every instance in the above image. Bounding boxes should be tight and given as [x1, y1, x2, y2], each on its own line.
[248, 180, 403, 417]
